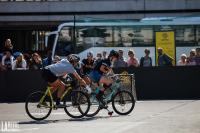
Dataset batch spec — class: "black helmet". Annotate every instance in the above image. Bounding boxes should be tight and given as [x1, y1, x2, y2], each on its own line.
[67, 54, 80, 63]
[109, 50, 119, 58]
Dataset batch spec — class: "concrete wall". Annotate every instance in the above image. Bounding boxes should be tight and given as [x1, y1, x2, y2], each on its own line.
[0, 0, 200, 23]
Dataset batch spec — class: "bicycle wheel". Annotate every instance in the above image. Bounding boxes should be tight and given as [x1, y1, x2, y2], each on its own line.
[25, 91, 52, 121]
[85, 92, 100, 117]
[112, 90, 135, 115]
[63, 90, 90, 118]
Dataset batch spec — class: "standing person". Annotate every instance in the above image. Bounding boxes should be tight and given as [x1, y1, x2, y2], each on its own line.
[127, 50, 139, 67]
[157, 47, 173, 66]
[81, 51, 94, 75]
[186, 49, 196, 66]
[29, 53, 43, 70]
[12, 52, 27, 70]
[94, 52, 102, 67]
[42, 54, 90, 107]
[140, 48, 152, 67]
[118, 49, 126, 61]
[102, 51, 107, 60]
[194, 48, 200, 65]
[1, 50, 14, 70]
[177, 54, 187, 66]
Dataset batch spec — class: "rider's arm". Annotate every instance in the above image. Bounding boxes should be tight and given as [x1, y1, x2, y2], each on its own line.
[72, 71, 87, 86]
[100, 64, 111, 74]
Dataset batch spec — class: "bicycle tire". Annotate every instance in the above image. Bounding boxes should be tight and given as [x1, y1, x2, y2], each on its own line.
[63, 90, 90, 118]
[112, 90, 135, 115]
[85, 92, 101, 117]
[25, 91, 52, 121]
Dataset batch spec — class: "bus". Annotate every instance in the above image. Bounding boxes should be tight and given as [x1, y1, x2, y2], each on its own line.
[45, 17, 200, 65]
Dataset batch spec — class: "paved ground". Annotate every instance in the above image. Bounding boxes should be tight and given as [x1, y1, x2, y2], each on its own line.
[0, 100, 200, 133]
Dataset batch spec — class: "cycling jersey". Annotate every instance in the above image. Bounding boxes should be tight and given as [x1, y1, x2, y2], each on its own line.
[45, 59, 76, 76]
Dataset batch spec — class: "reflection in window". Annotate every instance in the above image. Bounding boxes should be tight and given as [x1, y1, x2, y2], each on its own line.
[175, 26, 195, 45]
[196, 27, 200, 46]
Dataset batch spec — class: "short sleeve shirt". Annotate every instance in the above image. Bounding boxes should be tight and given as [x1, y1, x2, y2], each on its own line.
[46, 59, 76, 76]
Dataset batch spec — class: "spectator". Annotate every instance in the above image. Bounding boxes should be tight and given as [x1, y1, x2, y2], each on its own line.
[140, 48, 152, 67]
[157, 47, 173, 66]
[12, 52, 27, 70]
[118, 49, 126, 61]
[29, 52, 43, 70]
[94, 52, 102, 66]
[81, 51, 94, 75]
[4, 38, 13, 52]
[42, 50, 53, 67]
[194, 48, 200, 65]
[127, 50, 139, 67]
[102, 51, 107, 60]
[1, 50, 14, 70]
[53, 55, 61, 64]
[177, 54, 187, 66]
[187, 49, 196, 66]
[23, 53, 31, 69]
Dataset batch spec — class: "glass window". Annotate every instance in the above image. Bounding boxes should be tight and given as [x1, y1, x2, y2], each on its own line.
[55, 27, 73, 56]
[175, 26, 196, 46]
[196, 26, 200, 46]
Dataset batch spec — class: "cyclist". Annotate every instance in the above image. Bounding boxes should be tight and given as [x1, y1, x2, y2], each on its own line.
[87, 50, 119, 107]
[42, 54, 91, 107]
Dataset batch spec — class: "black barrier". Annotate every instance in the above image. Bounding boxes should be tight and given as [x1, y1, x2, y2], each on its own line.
[113, 66, 200, 100]
[0, 66, 200, 102]
[0, 70, 47, 102]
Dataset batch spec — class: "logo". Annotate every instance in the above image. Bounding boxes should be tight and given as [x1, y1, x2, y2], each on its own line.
[1, 121, 20, 132]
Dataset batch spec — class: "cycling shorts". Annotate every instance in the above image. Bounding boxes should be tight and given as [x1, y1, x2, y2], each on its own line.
[89, 70, 102, 83]
[42, 68, 58, 83]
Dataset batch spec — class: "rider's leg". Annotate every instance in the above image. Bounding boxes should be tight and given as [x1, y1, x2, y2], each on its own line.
[49, 79, 65, 105]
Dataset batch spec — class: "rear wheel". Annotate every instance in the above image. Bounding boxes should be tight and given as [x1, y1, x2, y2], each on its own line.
[63, 90, 90, 118]
[112, 90, 135, 115]
[25, 91, 52, 121]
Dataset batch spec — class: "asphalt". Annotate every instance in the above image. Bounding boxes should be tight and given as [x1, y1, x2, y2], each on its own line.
[0, 100, 200, 133]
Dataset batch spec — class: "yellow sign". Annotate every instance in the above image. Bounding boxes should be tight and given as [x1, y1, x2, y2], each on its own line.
[155, 31, 175, 65]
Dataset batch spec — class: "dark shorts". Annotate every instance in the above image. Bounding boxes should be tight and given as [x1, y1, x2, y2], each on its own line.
[42, 68, 58, 83]
[89, 70, 102, 83]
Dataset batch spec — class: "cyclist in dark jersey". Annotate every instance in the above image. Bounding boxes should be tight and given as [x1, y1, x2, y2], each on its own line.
[87, 50, 119, 106]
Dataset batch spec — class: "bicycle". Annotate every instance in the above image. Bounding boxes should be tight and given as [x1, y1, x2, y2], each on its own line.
[25, 77, 90, 121]
[86, 74, 135, 117]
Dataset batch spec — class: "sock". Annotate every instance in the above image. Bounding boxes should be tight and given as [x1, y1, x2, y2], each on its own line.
[56, 98, 61, 105]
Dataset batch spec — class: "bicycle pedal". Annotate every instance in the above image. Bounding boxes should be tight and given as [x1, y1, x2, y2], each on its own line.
[108, 111, 113, 116]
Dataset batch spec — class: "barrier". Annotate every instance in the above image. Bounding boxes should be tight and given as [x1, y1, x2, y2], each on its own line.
[0, 66, 200, 102]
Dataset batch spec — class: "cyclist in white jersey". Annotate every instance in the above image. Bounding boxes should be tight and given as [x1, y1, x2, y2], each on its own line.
[42, 54, 90, 106]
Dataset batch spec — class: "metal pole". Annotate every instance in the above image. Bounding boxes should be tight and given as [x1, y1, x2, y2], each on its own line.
[73, 14, 76, 53]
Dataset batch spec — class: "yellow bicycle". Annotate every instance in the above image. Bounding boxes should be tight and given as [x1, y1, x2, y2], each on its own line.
[25, 80, 90, 121]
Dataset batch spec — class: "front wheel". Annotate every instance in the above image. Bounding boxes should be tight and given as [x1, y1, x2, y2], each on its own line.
[112, 90, 135, 115]
[85, 92, 101, 117]
[25, 91, 52, 121]
[63, 90, 90, 118]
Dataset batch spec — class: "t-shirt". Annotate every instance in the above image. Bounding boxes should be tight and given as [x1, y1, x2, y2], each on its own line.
[46, 59, 76, 76]
[93, 59, 111, 74]
[82, 59, 94, 75]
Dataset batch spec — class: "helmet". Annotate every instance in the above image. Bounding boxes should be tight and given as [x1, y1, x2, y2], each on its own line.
[67, 54, 80, 63]
[109, 50, 119, 58]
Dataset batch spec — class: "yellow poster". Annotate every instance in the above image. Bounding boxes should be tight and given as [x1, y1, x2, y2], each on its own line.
[155, 31, 175, 65]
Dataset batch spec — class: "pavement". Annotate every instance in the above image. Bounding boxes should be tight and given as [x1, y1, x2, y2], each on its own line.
[0, 100, 200, 133]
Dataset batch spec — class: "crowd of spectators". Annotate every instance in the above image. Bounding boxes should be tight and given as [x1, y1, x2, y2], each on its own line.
[0, 38, 200, 71]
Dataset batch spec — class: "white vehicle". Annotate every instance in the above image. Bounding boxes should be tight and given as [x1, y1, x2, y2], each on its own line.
[45, 17, 200, 65]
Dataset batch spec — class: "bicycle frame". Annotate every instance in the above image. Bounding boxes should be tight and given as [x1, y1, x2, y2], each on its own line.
[38, 83, 73, 108]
